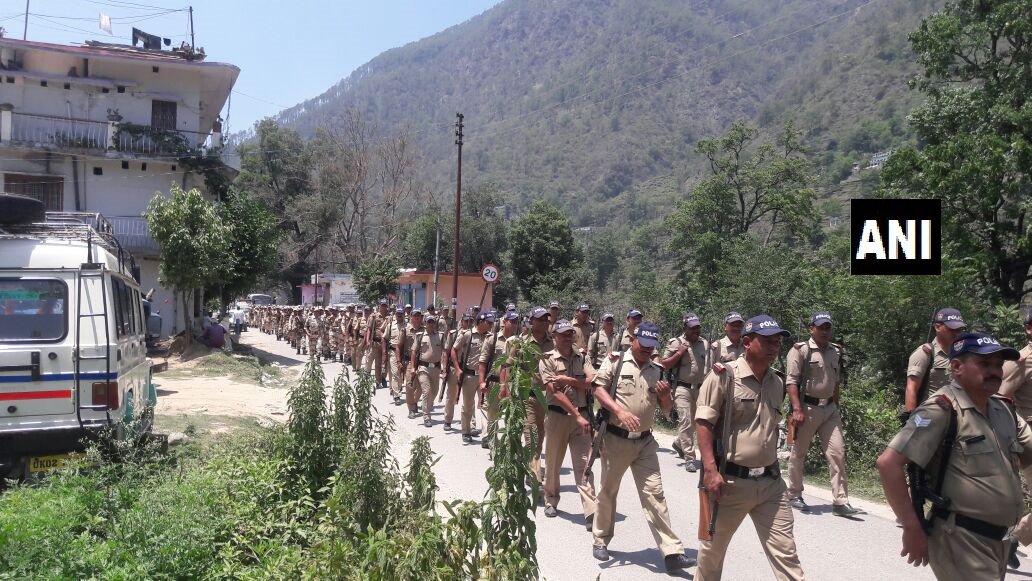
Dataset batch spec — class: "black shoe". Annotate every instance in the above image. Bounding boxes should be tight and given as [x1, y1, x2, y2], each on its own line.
[592, 545, 610, 562]
[833, 503, 864, 517]
[408, 409, 418, 419]
[789, 496, 810, 512]
[685, 459, 698, 473]
[672, 440, 685, 459]
[481, 439, 490, 450]
[664, 553, 696, 572]
[1008, 543, 1020, 569]
[585, 514, 594, 532]
[393, 396, 402, 406]
[470, 427, 482, 436]
[444, 423, 453, 431]
[462, 433, 473, 444]
[544, 505, 557, 518]
[423, 418, 432, 427]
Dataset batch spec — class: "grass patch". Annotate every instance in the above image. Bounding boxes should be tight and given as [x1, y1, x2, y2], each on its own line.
[160, 351, 290, 386]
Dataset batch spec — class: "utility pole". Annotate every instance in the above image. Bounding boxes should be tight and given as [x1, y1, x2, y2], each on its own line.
[432, 215, 441, 306]
[23, 0, 29, 40]
[188, 6, 195, 49]
[451, 112, 463, 312]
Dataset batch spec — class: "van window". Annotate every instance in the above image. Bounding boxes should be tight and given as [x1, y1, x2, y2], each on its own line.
[0, 279, 67, 342]
[131, 288, 141, 335]
[113, 279, 130, 338]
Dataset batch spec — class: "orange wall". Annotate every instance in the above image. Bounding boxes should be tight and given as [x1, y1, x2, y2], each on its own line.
[397, 272, 494, 313]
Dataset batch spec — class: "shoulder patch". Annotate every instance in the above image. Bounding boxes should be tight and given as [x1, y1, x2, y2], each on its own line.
[712, 362, 726, 374]
[933, 394, 954, 411]
[922, 343, 933, 354]
[793, 342, 804, 350]
[1020, 356, 1027, 365]
[993, 394, 1014, 404]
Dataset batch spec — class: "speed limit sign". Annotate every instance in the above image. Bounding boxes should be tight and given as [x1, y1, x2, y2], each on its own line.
[481, 263, 500, 284]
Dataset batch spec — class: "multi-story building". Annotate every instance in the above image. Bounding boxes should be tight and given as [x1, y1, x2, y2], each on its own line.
[0, 36, 239, 337]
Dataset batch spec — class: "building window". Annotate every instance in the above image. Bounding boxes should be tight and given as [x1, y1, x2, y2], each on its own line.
[117, 86, 125, 93]
[93, 167, 103, 176]
[3, 173, 63, 211]
[141, 163, 147, 171]
[40, 80, 47, 87]
[121, 161, 129, 169]
[151, 100, 177, 131]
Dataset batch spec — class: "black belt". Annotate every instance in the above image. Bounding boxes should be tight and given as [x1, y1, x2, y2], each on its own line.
[372, 338, 381, 343]
[417, 361, 440, 369]
[607, 424, 652, 440]
[803, 395, 834, 406]
[548, 404, 589, 416]
[931, 506, 1009, 540]
[461, 367, 477, 376]
[488, 374, 500, 382]
[723, 461, 780, 480]
[676, 381, 700, 389]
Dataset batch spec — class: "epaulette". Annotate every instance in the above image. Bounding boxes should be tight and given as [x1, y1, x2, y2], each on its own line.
[793, 342, 805, 350]
[773, 368, 785, 380]
[712, 362, 726, 374]
[1019, 356, 1027, 365]
[933, 393, 953, 411]
[922, 343, 933, 354]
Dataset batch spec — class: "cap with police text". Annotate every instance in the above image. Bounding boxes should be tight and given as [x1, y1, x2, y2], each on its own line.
[577, 304, 591, 312]
[602, 313, 615, 321]
[504, 311, 520, 321]
[477, 312, 495, 323]
[553, 319, 574, 334]
[683, 313, 701, 327]
[549, 301, 561, 309]
[725, 311, 744, 324]
[811, 312, 833, 326]
[462, 309, 474, 321]
[627, 309, 643, 319]
[635, 321, 661, 348]
[395, 306, 404, 314]
[935, 308, 966, 330]
[378, 298, 388, 305]
[404, 304, 412, 309]
[506, 303, 517, 312]
[530, 307, 549, 320]
[425, 315, 437, 323]
[744, 315, 790, 337]
[949, 332, 1019, 360]
[411, 308, 423, 316]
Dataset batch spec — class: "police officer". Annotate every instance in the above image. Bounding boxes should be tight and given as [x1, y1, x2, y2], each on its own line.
[410, 313, 444, 427]
[695, 315, 805, 581]
[590, 321, 694, 573]
[450, 312, 489, 443]
[660, 312, 708, 472]
[587, 313, 616, 370]
[479, 310, 520, 450]
[877, 332, 1030, 581]
[785, 312, 860, 516]
[904, 307, 967, 415]
[305, 306, 324, 361]
[404, 309, 425, 414]
[525, 306, 554, 482]
[1001, 310, 1032, 564]
[443, 310, 473, 432]
[711, 311, 745, 367]
[540, 319, 597, 527]
[618, 309, 643, 351]
[385, 306, 407, 405]
[548, 300, 562, 334]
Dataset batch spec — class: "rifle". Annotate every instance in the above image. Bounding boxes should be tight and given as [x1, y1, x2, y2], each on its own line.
[584, 347, 628, 479]
[907, 403, 958, 533]
[698, 363, 736, 541]
[480, 326, 501, 408]
[456, 324, 484, 404]
[590, 319, 603, 369]
[438, 328, 455, 403]
[787, 318, 811, 446]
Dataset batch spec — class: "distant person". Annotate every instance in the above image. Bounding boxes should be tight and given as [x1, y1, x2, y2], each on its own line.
[199, 320, 226, 349]
[229, 307, 244, 335]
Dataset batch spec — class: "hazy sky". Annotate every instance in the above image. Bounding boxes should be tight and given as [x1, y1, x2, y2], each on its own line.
[4, 0, 503, 133]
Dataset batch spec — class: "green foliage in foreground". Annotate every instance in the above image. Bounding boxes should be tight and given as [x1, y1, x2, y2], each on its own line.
[0, 358, 539, 579]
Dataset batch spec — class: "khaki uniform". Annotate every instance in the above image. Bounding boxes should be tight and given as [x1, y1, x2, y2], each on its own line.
[362, 312, 384, 374]
[412, 329, 444, 420]
[305, 315, 324, 357]
[450, 328, 486, 433]
[889, 382, 1032, 580]
[1001, 342, 1032, 545]
[587, 326, 616, 369]
[479, 331, 514, 442]
[695, 358, 804, 581]
[906, 341, 953, 404]
[525, 334, 554, 481]
[663, 335, 709, 462]
[354, 314, 369, 367]
[572, 320, 595, 352]
[403, 323, 422, 407]
[383, 317, 405, 397]
[592, 352, 683, 557]
[786, 339, 848, 505]
[711, 336, 744, 365]
[441, 327, 461, 425]
[540, 348, 597, 519]
[618, 328, 636, 351]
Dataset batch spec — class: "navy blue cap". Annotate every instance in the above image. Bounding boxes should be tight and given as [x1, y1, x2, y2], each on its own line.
[427, 304, 437, 311]
[425, 315, 437, 323]
[395, 307, 404, 314]
[476, 312, 495, 323]
[635, 321, 661, 348]
[744, 315, 790, 337]
[411, 308, 423, 316]
[935, 308, 966, 330]
[461, 310, 473, 321]
[682, 313, 701, 327]
[506, 302, 517, 312]
[504, 311, 520, 321]
[530, 306, 549, 320]
[811, 312, 833, 326]
[549, 300, 561, 309]
[725, 311, 744, 324]
[577, 304, 591, 312]
[553, 319, 574, 334]
[378, 298, 388, 305]
[627, 309, 643, 319]
[602, 313, 614, 320]
[949, 332, 1019, 360]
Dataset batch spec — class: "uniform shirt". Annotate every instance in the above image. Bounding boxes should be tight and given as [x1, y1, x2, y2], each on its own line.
[712, 336, 744, 364]
[454, 329, 487, 374]
[305, 315, 323, 336]
[618, 328, 636, 351]
[383, 318, 404, 347]
[1001, 343, 1032, 420]
[402, 324, 422, 358]
[572, 320, 595, 351]
[785, 338, 841, 400]
[662, 335, 709, 385]
[593, 350, 663, 432]
[587, 327, 616, 368]
[889, 382, 1032, 527]
[696, 357, 784, 468]
[540, 348, 596, 409]
[480, 331, 515, 376]
[907, 341, 952, 401]
[411, 329, 444, 365]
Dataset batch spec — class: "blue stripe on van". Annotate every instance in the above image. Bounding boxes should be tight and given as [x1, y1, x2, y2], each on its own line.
[0, 372, 117, 383]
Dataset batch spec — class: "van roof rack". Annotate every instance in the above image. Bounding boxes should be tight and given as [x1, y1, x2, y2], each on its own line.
[0, 211, 138, 278]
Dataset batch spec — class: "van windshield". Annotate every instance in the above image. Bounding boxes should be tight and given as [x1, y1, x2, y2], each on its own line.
[0, 279, 67, 342]
[249, 294, 273, 305]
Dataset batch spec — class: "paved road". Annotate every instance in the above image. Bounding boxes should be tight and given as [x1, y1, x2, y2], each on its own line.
[241, 330, 1029, 580]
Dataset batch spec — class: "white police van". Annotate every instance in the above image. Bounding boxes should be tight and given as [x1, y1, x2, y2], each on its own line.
[0, 195, 155, 481]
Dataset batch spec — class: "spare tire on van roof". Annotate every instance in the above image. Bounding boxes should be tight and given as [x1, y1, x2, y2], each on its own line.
[0, 194, 45, 225]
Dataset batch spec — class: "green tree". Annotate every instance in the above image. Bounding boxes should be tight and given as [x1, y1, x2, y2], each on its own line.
[145, 185, 231, 341]
[507, 201, 583, 301]
[354, 254, 400, 304]
[880, 0, 1032, 302]
[217, 191, 282, 299]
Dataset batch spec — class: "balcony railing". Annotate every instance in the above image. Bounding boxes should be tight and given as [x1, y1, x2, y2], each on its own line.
[0, 111, 220, 157]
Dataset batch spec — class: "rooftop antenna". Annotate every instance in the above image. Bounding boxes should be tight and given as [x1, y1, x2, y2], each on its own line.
[23, 0, 29, 40]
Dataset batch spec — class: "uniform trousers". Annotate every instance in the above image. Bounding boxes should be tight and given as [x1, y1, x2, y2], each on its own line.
[525, 397, 545, 482]
[787, 402, 848, 504]
[418, 363, 441, 420]
[543, 409, 596, 518]
[929, 512, 1008, 581]
[479, 383, 500, 444]
[362, 342, 381, 372]
[696, 475, 804, 581]
[592, 432, 683, 557]
[353, 341, 365, 370]
[674, 385, 699, 461]
[307, 335, 318, 356]
[387, 350, 404, 398]
[446, 374, 479, 433]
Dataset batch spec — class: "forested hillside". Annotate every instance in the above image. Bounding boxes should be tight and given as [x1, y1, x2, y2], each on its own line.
[246, 0, 940, 225]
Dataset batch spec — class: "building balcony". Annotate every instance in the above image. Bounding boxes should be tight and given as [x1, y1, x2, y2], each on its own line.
[0, 107, 223, 158]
